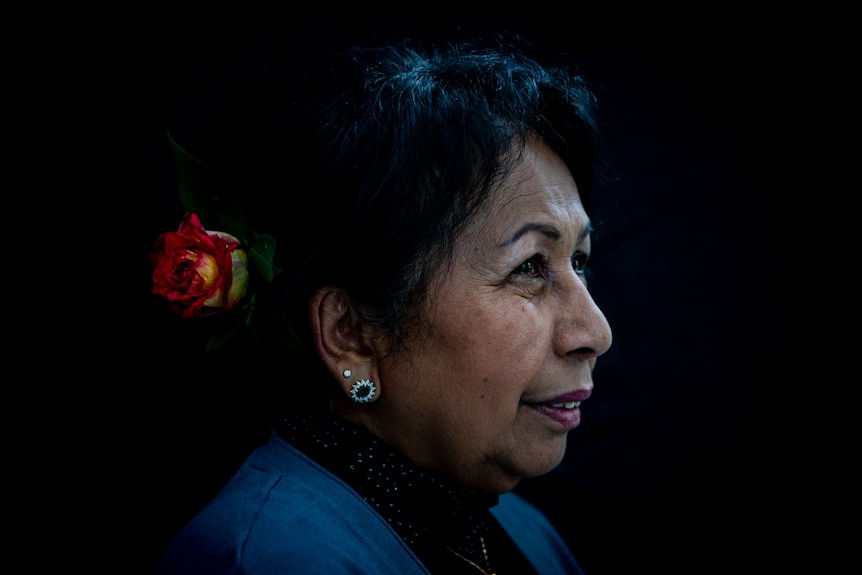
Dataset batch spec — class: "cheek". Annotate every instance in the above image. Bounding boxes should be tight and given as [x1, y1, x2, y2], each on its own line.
[484, 298, 546, 356]
[439, 298, 547, 391]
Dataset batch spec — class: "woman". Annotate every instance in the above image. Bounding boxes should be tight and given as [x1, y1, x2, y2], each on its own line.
[152, 36, 612, 574]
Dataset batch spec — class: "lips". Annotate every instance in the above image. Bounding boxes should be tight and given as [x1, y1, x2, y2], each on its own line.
[539, 388, 592, 406]
[526, 388, 591, 430]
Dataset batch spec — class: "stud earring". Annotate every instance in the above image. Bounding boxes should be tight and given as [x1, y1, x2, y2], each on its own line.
[343, 369, 352, 378]
[349, 378, 376, 404]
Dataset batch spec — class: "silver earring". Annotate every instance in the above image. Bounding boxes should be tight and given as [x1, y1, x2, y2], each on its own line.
[343, 369, 352, 378]
[349, 378, 376, 403]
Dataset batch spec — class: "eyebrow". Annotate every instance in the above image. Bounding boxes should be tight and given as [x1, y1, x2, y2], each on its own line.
[500, 220, 593, 248]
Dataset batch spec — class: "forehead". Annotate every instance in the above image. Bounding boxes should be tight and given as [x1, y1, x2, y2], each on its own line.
[479, 139, 587, 239]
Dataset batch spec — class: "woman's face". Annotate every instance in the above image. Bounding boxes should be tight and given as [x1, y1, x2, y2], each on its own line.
[370, 138, 612, 494]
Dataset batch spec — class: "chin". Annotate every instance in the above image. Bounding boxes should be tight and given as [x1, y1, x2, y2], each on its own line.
[527, 456, 566, 479]
[489, 447, 567, 493]
[520, 441, 568, 479]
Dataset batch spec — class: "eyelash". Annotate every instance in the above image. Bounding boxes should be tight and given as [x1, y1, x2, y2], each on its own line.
[513, 252, 590, 279]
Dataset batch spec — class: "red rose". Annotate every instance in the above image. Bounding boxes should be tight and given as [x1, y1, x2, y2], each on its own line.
[151, 212, 249, 318]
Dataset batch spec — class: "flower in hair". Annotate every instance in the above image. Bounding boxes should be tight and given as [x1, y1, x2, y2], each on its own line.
[150, 134, 304, 354]
[151, 212, 249, 319]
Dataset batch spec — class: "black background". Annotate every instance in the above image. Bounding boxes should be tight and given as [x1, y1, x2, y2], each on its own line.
[73, 7, 800, 574]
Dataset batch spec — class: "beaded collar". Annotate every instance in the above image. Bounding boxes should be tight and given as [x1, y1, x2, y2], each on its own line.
[276, 411, 497, 568]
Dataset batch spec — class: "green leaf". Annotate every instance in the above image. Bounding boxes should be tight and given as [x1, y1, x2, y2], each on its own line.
[217, 198, 252, 245]
[249, 233, 279, 281]
[168, 133, 221, 229]
[205, 327, 235, 354]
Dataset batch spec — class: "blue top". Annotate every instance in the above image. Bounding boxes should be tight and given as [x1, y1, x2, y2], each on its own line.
[156, 432, 585, 574]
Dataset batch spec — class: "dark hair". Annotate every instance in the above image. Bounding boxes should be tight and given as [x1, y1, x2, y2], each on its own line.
[185, 37, 605, 361]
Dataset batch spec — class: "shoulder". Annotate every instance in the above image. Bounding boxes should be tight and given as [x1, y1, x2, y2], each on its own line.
[157, 432, 429, 575]
[492, 492, 586, 575]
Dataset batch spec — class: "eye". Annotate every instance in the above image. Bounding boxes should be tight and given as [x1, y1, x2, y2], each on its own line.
[572, 252, 589, 274]
[514, 254, 547, 278]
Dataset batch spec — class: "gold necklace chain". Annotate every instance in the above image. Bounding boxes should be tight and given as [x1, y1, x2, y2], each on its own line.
[445, 536, 495, 575]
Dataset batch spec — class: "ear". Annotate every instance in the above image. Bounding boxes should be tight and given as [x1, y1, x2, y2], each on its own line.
[308, 286, 380, 402]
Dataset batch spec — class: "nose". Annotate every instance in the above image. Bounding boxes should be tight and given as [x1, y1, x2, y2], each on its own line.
[554, 275, 612, 363]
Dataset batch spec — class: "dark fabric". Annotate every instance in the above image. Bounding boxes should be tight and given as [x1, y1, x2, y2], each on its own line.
[155, 433, 431, 575]
[156, 432, 583, 574]
[276, 412, 499, 567]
